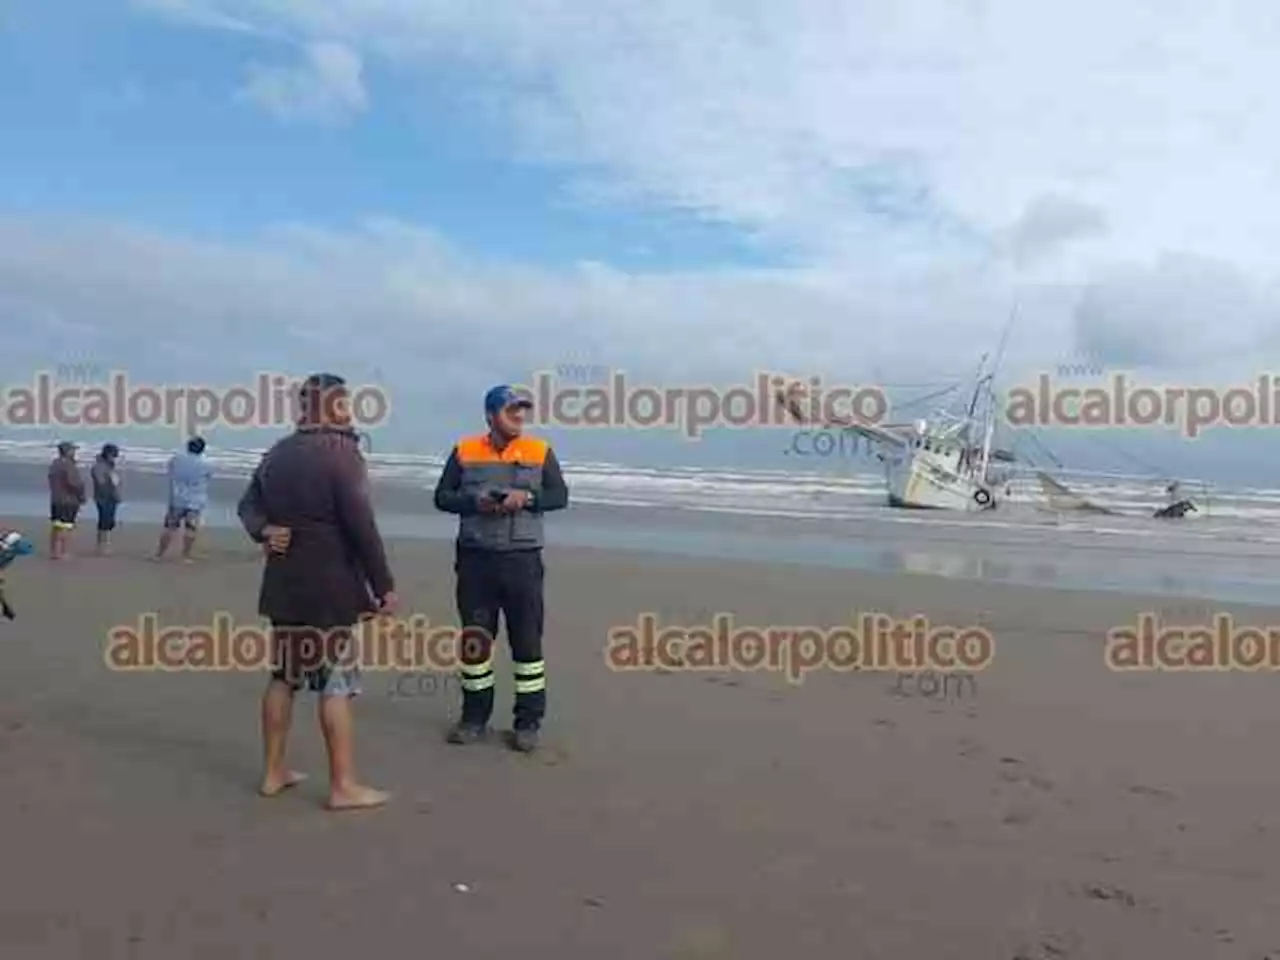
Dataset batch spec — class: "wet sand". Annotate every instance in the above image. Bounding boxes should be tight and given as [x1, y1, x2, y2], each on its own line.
[1, 518, 1278, 958]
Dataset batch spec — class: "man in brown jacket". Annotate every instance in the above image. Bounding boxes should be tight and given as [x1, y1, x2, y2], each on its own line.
[237, 372, 397, 811]
[47, 441, 86, 560]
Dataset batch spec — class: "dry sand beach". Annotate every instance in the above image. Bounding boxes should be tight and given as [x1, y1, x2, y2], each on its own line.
[1, 518, 1278, 958]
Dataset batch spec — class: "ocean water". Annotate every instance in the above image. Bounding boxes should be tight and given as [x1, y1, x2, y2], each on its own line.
[4, 438, 1278, 604]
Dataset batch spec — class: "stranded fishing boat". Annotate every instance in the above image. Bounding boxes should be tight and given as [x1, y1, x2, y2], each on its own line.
[777, 312, 1205, 518]
[779, 354, 1017, 512]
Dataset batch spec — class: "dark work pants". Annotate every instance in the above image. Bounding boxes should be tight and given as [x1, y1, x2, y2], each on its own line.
[455, 547, 546, 729]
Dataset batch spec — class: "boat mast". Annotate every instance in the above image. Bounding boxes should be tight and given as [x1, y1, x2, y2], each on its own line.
[975, 303, 1018, 487]
[965, 353, 988, 421]
[977, 376, 995, 484]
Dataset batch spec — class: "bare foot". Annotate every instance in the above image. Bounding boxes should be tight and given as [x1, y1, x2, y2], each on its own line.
[258, 771, 308, 797]
[326, 785, 390, 811]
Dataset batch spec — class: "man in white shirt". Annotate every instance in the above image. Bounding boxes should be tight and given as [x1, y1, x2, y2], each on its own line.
[155, 436, 214, 562]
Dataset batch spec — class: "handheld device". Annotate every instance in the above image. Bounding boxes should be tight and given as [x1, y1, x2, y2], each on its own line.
[485, 489, 508, 502]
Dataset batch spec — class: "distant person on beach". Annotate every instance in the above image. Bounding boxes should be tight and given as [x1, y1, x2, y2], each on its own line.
[237, 372, 396, 811]
[91, 443, 122, 555]
[155, 436, 214, 562]
[434, 384, 569, 753]
[47, 441, 85, 560]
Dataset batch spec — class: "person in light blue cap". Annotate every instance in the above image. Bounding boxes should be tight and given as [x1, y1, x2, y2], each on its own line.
[433, 383, 570, 752]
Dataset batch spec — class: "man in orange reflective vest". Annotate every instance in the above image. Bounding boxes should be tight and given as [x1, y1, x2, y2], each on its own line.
[433, 385, 570, 752]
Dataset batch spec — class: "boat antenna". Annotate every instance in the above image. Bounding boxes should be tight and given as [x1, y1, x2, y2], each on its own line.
[990, 301, 1018, 384]
[974, 301, 1019, 422]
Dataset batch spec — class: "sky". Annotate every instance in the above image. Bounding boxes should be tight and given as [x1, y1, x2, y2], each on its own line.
[3, 1, 1280, 478]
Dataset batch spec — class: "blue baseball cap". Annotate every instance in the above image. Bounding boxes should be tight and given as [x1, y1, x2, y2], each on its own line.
[484, 384, 532, 416]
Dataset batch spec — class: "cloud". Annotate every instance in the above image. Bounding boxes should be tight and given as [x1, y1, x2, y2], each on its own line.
[39, 1, 1280, 432]
[6, 212, 1280, 464]
[237, 40, 367, 123]
[129, 0, 267, 36]
[0, 215, 1063, 397]
[129, 0, 1280, 272]
[1070, 254, 1280, 371]
[1005, 195, 1108, 269]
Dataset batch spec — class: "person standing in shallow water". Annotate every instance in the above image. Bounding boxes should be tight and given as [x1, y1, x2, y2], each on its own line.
[237, 372, 396, 811]
[91, 443, 122, 555]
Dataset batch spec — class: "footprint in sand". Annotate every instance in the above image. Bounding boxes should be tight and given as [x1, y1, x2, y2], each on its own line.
[509, 741, 570, 766]
[998, 757, 1054, 792]
[1012, 930, 1080, 958]
[1128, 784, 1176, 801]
[1002, 803, 1037, 826]
[1080, 883, 1140, 909]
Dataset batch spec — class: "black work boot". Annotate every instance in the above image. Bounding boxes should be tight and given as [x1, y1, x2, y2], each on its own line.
[446, 721, 489, 745]
[508, 727, 540, 753]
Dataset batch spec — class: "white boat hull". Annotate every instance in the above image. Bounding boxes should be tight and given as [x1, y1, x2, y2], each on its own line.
[884, 451, 994, 512]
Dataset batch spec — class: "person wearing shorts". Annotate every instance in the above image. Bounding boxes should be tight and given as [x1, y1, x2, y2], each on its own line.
[47, 441, 85, 560]
[155, 436, 213, 562]
[91, 443, 122, 555]
[163, 505, 201, 531]
[237, 372, 396, 811]
[269, 624, 362, 698]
